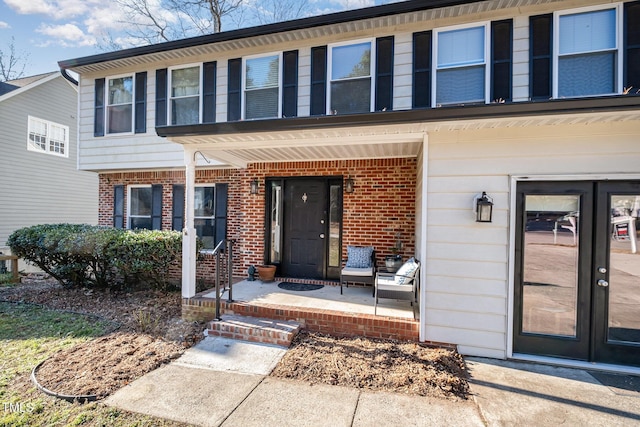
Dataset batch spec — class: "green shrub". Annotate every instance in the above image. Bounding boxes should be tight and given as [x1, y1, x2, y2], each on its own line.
[7, 224, 182, 290]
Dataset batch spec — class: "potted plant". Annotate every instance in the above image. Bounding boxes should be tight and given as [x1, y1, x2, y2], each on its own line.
[385, 246, 403, 272]
[256, 265, 276, 282]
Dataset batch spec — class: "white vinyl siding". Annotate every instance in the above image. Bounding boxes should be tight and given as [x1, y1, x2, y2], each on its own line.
[554, 4, 622, 98]
[393, 33, 413, 111]
[512, 16, 530, 102]
[424, 120, 640, 358]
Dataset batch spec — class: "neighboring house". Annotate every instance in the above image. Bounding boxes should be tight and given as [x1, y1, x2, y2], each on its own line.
[59, 0, 640, 370]
[0, 72, 99, 268]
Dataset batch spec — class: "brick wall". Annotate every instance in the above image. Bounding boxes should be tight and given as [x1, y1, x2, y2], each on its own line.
[98, 158, 417, 279]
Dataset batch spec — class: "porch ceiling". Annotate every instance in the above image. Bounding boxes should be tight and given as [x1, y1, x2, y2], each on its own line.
[171, 124, 427, 168]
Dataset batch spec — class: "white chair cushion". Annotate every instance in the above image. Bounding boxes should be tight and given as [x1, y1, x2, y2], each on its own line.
[395, 257, 419, 285]
[341, 266, 374, 277]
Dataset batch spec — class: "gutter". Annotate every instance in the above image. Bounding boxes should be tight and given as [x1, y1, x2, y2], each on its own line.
[156, 95, 640, 138]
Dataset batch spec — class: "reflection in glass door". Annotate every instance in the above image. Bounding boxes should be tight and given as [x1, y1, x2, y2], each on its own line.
[593, 183, 640, 366]
[521, 195, 580, 337]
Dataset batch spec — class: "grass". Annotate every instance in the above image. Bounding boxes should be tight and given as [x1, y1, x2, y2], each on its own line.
[0, 302, 186, 426]
[0, 273, 16, 287]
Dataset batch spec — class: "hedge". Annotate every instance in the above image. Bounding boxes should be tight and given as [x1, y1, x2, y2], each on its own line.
[7, 224, 182, 290]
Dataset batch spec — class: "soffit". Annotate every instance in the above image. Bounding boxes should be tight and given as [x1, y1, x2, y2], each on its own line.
[66, 0, 560, 74]
[169, 110, 640, 168]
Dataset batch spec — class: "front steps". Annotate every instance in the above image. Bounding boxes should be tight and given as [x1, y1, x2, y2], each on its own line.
[206, 314, 301, 347]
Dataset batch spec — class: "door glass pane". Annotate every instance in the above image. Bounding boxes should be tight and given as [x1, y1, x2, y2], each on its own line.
[329, 184, 341, 267]
[607, 195, 640, 343]
[522, 195, 580, 337]
[270, 182, 282, 263]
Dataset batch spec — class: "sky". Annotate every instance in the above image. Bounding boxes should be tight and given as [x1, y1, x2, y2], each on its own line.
[0, 0, 397, 78]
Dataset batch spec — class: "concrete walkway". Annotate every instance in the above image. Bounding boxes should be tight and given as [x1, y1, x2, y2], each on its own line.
[105, 337, 640, 427]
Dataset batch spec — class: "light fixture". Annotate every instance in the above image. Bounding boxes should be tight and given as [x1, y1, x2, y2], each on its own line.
[474, 192, 494, 223]
[250, 179, 259, 195]
[345, 176, 355, 193]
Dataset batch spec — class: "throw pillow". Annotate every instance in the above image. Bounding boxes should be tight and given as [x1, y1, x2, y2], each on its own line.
[346, 245, 373, 268]
[395, 257, 419, 285]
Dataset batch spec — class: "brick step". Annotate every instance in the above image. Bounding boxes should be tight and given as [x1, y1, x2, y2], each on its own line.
[206, 314, 301, 348]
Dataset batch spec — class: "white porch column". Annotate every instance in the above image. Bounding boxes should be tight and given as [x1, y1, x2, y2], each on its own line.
[182, 147, 197, 298]
[418, 132, 429, 342]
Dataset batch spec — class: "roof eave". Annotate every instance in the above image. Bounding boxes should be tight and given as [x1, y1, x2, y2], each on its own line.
[156, 96, 640, 138]
[58, 0, 474, 70]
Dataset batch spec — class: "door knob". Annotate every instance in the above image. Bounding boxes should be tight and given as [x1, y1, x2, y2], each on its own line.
[319, 233, 325, 239]
[598, 267, 607, 274]
[597, 279, 609, 287]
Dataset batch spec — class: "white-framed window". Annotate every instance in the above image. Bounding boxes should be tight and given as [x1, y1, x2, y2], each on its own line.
[106, 74, 134, 134]
[554, 4, 622, 98]
[433, 23, 490, 106]
[194, 184, 216, 249]
[243, 53, 281, 120]
[27, 116, 69, 157]
[169, 64, 202, 125]
[127, 185, 152, 229]
[328, 39, 374, 114]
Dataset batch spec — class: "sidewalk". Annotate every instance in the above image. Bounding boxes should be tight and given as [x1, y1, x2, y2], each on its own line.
[105, 337, 640, 426]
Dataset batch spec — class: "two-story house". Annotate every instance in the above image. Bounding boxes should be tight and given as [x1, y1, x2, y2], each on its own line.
[59, 0, 640, 370]
[0, 72, 98, 271]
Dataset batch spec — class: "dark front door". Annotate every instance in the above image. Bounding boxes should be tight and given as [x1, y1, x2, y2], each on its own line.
[514, 181, 640, 367]
[282, 179, 327, 278]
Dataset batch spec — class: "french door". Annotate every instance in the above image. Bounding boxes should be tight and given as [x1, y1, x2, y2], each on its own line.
[514, 181, 640, 367]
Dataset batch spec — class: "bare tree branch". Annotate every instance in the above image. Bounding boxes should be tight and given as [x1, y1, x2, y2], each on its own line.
[0, 37, 29, 82]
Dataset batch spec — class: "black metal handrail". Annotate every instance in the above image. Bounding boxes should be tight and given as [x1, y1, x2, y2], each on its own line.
[207, 238, 234, 320]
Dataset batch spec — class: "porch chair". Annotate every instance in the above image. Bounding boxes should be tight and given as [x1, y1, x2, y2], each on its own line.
[374, 257, 420, 315]
[340, 246, 376, 295]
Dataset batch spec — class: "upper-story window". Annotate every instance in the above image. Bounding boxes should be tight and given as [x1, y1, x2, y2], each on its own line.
[243, 54, 281, 120]
[555, 5, 621, 98]
[434, 24, 489, 106]
[107, 75, 133, 133]
[27, 116, 69, 157]
[170, 65, 201, 125]
[328, 40, 373, 114]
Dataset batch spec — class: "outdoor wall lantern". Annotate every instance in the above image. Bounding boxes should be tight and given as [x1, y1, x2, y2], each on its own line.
[474, 192, 494, 223]
[345, 176, 355, 193]
[250, 179, 259, 195]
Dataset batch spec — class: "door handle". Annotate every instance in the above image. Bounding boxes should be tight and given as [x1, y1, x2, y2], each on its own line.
[597, 279, 609, 288]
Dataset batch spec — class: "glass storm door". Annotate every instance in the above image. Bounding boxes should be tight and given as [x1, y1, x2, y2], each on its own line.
[514, 181, 640, 367]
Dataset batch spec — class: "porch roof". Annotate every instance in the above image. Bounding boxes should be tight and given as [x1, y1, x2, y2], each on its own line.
[157, 95, 640, 168]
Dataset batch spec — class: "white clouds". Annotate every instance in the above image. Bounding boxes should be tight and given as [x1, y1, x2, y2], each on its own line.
[0, 21, 10, 29]
[4, 0, 100, 20]
[36, 23, 96, 47]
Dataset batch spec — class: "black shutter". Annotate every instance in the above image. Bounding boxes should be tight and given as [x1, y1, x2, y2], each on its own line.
[203, 61, 217, 123]
[310, 46, 327, 116]
[375, 36, 394, 111]
[491, 20, 513, 102]
[412, 31, 431, 109]
[227, 58, 242, 121]
[282, 50, 298, 118]
[214, 183, 228, 247]
[172, 184, 185, 231]
[624, 1, 640, 92]
[94, 78, 105, 137]
[155, 68, 168, 126]
[134, 72, 147, 133]
[151, 184, 163, 230]
[530, 14, 552, 100]
[113, 185, 124, 229]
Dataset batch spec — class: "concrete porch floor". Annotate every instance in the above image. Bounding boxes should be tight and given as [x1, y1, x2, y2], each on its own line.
[201, 279, 417, 320]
